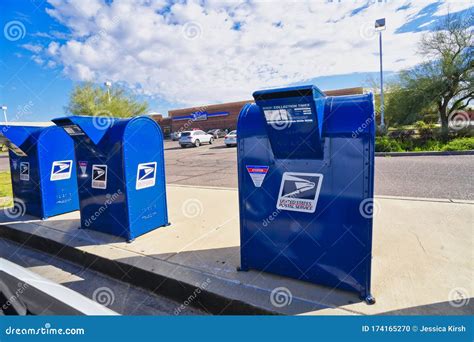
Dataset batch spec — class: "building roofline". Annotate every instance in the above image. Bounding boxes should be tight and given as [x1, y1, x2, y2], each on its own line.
[169, 100, 252, 116]
[168, 87, 364, 116]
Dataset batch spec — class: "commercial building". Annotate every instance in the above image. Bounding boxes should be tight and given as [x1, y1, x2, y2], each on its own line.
[152, 87, 364, 137]
[150, 114, 172, 138]
[168, 100, 249, 133]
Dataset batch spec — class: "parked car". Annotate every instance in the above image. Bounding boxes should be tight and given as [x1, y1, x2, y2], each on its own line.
[207, 129, 227, 139]
[171, 132, 181, 141]
[179, 130, 214, 147]
[224, 130, 237, 147]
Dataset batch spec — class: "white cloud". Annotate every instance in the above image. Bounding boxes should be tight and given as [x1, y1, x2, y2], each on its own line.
[31, 55, 44, 65]
[21, 43, 43, 53]
[47, 41, 60, 56]
[39, 0, 472, 106]
[46, 60, 57, 68]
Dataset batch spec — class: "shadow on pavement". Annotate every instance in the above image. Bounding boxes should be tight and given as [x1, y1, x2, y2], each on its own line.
[209, 145, 234, 150]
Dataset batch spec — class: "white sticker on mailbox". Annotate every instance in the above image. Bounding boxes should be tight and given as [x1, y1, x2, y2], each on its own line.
[20, 162, 30, 181]
[50, 160, 73, 181]
[276, 172, 323, 213]
[63, 125, 85, 136]
[92, 165, 107, 189]
[136, 162, 157, 190]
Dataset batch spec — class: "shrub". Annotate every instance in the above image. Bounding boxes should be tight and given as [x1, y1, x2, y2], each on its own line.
[415, 121, 436, 141]
[441, 137, 474, 151]
[411, 140, 443, 151]
[399, 139, 416, 151]
[375, 136, 474, 153]
[375, 137, 403, 152]
[451, 127, 474, 138]
[422, 114, 439, 124]
[388, 129, 415, 141]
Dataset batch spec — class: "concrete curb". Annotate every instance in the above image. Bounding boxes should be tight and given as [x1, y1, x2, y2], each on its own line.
[0, 224, 277, 316]
[375, 195, 474, 205]
[168, 183, 237, 192]
[375, 150, 474, 157]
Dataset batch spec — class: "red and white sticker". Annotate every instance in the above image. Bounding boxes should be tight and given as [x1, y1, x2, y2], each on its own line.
[246, 165, 269, 187]
[78, 161, 88, 176]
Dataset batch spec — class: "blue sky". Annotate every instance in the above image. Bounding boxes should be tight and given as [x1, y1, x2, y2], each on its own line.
[0, 0, 472, 122]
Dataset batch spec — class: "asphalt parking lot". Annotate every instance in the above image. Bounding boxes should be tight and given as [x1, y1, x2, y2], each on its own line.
[0, 141, 471, 200]
[164, 139, 239, 188]
[164, 139, 473, 200]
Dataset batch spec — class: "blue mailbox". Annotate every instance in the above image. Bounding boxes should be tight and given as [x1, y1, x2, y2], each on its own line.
[52, 116, 168, 241]
[0, 125, 79, 219]
[237, 85, 376, 303]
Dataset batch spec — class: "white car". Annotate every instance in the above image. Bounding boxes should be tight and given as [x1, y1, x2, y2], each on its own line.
[179, 130, 214, 147]
[224, 130, 237, 147]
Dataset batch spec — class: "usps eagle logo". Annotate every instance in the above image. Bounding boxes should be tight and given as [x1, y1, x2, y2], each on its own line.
[136, 162, 157, 190]
[91, 165, 108, 189]
[50, 160, 73, 181]
[277, 172, 323, 213]
[20, 162, 30, 181]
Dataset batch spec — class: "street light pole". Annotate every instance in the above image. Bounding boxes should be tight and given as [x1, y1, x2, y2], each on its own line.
[375, 18, 386, 131]
[379, 30, 385, 131]
[1, 105, 7, 123]
[104, 81, 112, 103]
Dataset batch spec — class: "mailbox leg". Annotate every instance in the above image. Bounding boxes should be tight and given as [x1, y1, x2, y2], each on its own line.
[362, 293, 376, 305]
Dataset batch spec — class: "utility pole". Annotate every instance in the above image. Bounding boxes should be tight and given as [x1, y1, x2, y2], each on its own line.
[1, 105, 8, 123]
[104, 81, 112, 103]
[375, 18, 386, 131]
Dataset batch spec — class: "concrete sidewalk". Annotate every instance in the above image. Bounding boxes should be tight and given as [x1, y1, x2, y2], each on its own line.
[0, 185, 472, 315]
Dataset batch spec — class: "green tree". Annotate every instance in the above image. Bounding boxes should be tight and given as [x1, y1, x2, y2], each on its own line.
[65, 82, 148, 118]
[384, 82, 438, 126]
[365, 75, 407, 129]
[387, 13, 473, 138]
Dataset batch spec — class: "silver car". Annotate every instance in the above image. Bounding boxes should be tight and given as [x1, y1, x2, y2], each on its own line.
[179, 130, 214, 148]
[171, 131, 181, 141]
[224, 130, 237, 147]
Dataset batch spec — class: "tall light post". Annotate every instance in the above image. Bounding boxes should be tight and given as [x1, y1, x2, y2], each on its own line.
[375, 18, 386, 131]
[104, 81, 112, 103]
[1, 105, 7, 123]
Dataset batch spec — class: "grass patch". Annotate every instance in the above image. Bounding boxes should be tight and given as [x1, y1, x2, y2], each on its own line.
[0, 171, 13, 208]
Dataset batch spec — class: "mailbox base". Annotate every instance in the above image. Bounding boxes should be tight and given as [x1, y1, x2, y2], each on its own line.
[236, 265, 249, 272]
[241, 263, 377, 306]
[29, 209, 76, 221]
